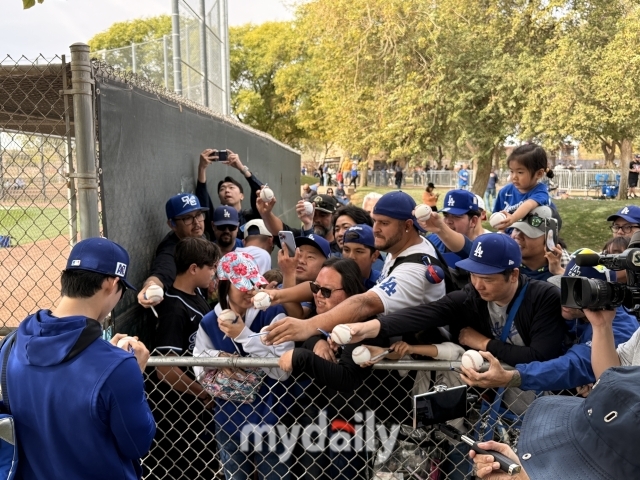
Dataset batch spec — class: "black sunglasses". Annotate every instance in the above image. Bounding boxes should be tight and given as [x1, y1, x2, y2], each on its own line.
[524, 214, 545, 228]
[215, 224, 238, 232]
[310, 282, 344, 299]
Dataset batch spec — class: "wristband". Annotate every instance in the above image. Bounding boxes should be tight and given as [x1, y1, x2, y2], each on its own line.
[242, 165, 250, 175]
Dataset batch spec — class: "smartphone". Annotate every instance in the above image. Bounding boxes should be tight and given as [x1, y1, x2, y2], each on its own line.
[278, 231, 297, 257]
[544, 218, 558, 252]
[209, 150, 227, 161]
[413, 385, 468, 429]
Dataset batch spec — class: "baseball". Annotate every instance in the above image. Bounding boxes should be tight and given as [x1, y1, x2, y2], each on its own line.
[489, 212, 507, 228]
[260, 326, 270, 345]
[352, 346, 372, 365]
[414, 204, 432, 222]
[331, 324, 352, 345]
[144, 284, 164, 303]
[461, 350, 484, 371]
[260, 187, 274, 202]
[116, 336, 137, 350]
[218, 309, 238, 324]
[303, 201, 314, 216]
[253, 291, 272, 310]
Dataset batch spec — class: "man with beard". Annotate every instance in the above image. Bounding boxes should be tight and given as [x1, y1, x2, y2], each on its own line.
[211, 206, 243, 255]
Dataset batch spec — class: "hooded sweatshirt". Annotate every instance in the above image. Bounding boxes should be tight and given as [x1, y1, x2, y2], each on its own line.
[7, 310, 156, 480]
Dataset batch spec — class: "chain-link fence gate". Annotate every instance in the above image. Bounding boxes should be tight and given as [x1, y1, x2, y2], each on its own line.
[145, 356, 583, 480]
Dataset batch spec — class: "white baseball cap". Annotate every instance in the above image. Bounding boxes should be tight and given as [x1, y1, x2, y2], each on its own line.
[242, 219, 272, 237]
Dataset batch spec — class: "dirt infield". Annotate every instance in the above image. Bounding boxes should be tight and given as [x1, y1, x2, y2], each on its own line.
[0, 235, 69, 328]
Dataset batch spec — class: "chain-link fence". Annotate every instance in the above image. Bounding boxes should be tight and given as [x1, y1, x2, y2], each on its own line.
[0, 55, 78, 332]
[144, 356, 581, 480]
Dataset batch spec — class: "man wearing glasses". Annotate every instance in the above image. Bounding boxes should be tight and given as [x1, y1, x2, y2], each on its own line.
[510, 206, 569, 281]
[138, 193, 209, 307]
[211, 206, 243, 255]
[607, 205, 640, 239]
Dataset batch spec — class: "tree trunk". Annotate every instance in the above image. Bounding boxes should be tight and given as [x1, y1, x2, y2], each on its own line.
[618, 138, 631, 200]
[471, 144, 497, 196]
[437, 145, 444, 169]
[601, 140, 616, 168]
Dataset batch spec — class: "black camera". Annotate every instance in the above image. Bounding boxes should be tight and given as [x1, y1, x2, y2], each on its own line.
[561, 232, 640, 310]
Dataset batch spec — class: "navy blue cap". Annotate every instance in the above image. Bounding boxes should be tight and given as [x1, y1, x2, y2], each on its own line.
[455, 233, 521, 274]
[343, 224, 375, 249]
[165, 193, 208, 220]
[65, 237, 136, 291]
[373, 191, 424, 232]
[439, 190, 479, 216]
[295, 233, 331, 258]
[213, 206, 239, 226]
[607, 205, 640, 224]
[548, 248, 616, 288]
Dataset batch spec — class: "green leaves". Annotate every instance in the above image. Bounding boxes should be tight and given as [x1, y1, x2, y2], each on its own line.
[22, 0, 44, 9]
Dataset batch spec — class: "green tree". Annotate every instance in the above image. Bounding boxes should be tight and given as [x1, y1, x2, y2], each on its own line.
[23, 0, 44, 8]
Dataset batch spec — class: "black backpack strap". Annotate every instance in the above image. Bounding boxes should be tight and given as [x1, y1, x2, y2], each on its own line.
[1, 332, 18, 415]
[61, 319, 102, 363]
[387, 251, 458, 293]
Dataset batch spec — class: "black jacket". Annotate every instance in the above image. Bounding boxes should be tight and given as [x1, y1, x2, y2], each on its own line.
[378, 275, 565, 366]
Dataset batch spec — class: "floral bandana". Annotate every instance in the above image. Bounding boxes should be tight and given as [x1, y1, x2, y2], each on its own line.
[217, 251, 268, 292]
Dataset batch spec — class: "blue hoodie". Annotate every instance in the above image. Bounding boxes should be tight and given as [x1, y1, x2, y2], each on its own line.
[7, 310, 156, 480]
[516, 307, 638, 391]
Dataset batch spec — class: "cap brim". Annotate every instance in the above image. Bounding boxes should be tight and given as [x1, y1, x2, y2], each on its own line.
[454, 258, 507, 274]
[547, 275, 562, 288]
[606, 214, 639, 224]
[439, 207, 474, 215]
[314, 207, 335, 214]
[517, 396, 618, 480]
[511, 221, 544, 238]
[295, 237, 329, 258]
[213, 220, 239, 226]
[64, 266, 137, 292]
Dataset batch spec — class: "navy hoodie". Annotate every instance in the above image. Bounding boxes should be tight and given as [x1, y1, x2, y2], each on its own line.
[7, 310, 156, 480]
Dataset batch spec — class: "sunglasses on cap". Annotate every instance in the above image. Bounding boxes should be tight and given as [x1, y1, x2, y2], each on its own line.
[215, 224, 238, 232]
[310, 282, 344, 299]
[524, 214, 545, 228]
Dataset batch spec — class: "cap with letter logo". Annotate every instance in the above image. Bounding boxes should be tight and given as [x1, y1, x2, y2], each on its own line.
[213, 206, 239, 226]
[65, 237, 136, 291]
[439, 190, 480, 216]
[606, 205, 640, 224]
[165, 193, 209, 220]
[455, 233, 522, 274]
[547, 247, 616, 288]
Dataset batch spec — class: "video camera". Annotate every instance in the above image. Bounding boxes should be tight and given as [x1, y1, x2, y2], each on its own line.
[561, 232, 640, 310]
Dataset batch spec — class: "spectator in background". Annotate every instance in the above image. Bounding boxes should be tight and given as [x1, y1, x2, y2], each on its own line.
[237, 219, 274, 274]
[332, 204, 373, 251]
[349, 164, 359, 190]
[607, 205, 640, 239]
[394, 164, 403, 189]
[196, 149, 264, 240]
[362, 192, 383, 214]
[334, 183, 350, 206]
[484, 170, 499, 211]
[422, 182, 439, 211]
[628, 154, 640, 198]
[138, 193, 209, 307]
[147, 237, 220, 480]
[458, 163, 470, 190]
[301, 184, 314, 201]
[211, 206, 243, 255]
[602, 236, 630, 284]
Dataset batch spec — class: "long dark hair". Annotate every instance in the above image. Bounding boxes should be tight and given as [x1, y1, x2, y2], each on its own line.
[320, 257, 366, 297]
[507, 144, 553, 178]
[218, 280, 232, 310]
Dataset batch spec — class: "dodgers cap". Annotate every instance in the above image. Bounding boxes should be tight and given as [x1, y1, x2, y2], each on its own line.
[165, 193, 208, 220]
[455, 233, 522, 274]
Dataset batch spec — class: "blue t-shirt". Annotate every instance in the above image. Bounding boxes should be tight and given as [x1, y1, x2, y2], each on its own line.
[458, 169, 469, 187]
[493, 182, 551, 214]
[364, 269, 381, 290]
[487, 173, 498, 189]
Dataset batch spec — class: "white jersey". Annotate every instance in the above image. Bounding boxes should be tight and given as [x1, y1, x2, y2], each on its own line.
[617, 327, 640, 367]
[370, 237, 446, 315]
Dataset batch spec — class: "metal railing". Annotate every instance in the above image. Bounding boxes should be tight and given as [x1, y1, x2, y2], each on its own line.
[141, 355, 578, 480]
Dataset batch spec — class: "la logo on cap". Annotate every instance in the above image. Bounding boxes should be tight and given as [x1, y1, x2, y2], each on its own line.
[181, 195, 197, 209]
[115, 262, 127, 277]
[474, 242, 483, 258]
[224, 209, 231, 218]
[308, 234, 315, 240]
[448, 196, 455, 206]
[622, 207, 630, 214]
[568, 264, 581, 277]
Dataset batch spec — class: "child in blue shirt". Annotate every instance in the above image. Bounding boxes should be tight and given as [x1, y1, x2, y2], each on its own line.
[493, 144, 553, 229]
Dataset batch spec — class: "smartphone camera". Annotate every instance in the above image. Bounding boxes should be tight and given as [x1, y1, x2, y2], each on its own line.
[216, 150, 228, 161]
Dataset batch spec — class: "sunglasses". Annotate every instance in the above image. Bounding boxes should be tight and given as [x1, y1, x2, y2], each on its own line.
[524, 214, 545, 228]
[215, 224, 238, 232]
[310, 282, 344, 299]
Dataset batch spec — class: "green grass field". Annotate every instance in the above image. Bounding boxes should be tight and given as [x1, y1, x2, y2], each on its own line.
[0, 207, 70, 245]
[349, 185, 631, 253]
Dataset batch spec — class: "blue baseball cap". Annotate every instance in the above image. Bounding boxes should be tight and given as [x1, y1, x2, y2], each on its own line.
[439, 190, 480, 216]
[373, 191, 424, 232]
[343, 224, 375, 249]
[165, 193, 208, 220]
[65, 237, 136, 291]
[295, 233, 331, 258]
[548, 248, 616, 288]
[213, 206, 239, 226]
[606, 205, 640, 224]
[455, 233, 522, 274]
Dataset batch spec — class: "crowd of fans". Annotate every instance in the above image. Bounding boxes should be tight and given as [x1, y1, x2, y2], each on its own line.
[7, 144, 640, 479]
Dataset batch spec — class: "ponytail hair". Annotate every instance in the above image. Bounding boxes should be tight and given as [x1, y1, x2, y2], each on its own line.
[507, 144, 548, 176]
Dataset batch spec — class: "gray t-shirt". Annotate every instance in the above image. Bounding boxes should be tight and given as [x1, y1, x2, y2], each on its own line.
[617, 328, 640, 367]
[487, 301, 524, 346]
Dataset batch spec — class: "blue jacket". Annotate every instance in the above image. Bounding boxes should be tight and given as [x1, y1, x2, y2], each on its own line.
[427, 233, 473, 266]
[8, 310, 156, 480]
[517, 307, 638, 391]
[493, 182, 551, 214]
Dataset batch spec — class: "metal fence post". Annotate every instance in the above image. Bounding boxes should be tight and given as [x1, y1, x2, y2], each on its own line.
[199, 0, 209, 107]
[163, 35, 169, 89]
[0, 129, 4, 200]
[220, 0, 230, 115]
[69, 43, 100, 239]
[171, 0, 183, 95]
[39, 138, 46, 199]
[131, 42, 137, 74]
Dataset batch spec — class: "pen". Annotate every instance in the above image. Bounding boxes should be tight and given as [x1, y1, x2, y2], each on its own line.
[461, 435, 521, 476]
